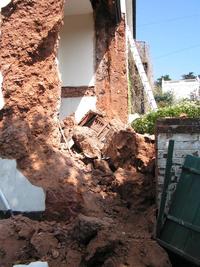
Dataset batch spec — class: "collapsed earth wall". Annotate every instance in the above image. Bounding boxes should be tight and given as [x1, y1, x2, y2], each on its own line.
[0, 0, 84, 220]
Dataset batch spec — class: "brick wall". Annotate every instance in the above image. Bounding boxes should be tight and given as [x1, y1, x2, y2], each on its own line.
[156, 118, 200, 208]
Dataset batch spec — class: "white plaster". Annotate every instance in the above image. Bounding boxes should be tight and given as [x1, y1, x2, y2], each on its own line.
[58, 14, 95, 87]
[162, 78, 200, 101]
[128, 113, 140, 124]
[0, 72, 5, 110]
[65, 0, 92, 16]
[0, 0, 11, 9]
[0, 159, 45, 212]
[60, 96, 97, 123]
[125, 0, 134, 35]
[13, 262, 48, 267]
[120, 0, 126, 14]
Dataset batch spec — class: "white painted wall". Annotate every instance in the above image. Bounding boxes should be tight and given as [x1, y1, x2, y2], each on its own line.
[162, 78, 200, 101]
[14, 263, 48, 267]
[0, 0, 11, 9]
[65, 0, 93, 16]
[0, 159, 45, 212]
[58, 14, 95, 86]
[60, 96, 96, 122]
[120, 0, 126, 14]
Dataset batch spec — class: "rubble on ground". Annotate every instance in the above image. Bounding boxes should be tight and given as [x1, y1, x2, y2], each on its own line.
[0, 111, 171, 267]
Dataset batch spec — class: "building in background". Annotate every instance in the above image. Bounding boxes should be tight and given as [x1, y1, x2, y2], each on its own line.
[162, 78, 200, 101]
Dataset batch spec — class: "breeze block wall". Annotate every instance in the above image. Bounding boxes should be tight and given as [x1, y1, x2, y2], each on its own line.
[156, 118, 200, 207]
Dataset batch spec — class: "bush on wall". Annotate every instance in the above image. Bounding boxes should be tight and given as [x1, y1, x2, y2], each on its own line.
[131, 101, 200, 134]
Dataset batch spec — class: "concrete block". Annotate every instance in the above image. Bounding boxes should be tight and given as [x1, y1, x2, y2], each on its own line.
[174, 141, 200, 150]
[13, 262, 48, 267]
[0, 158, 45, 213]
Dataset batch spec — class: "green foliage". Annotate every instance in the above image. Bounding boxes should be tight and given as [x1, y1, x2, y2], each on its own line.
[131, 101, 200, 134]
[154, 91, 174, 107]
[154, 75, 173, 107]
[182, 72, 196, 80]
[155, 75, 171, 87]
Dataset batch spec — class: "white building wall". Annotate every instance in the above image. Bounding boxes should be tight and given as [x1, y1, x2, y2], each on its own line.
[0, 158, 45, 212]
[58, 14, 95, 87]
[0, 0, 12, 9]
[60, 96, 97, 123]
[162, 79, 200, 101]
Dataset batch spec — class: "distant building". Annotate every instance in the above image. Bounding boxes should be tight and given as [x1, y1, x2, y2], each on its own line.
[162, 78, 200, 101]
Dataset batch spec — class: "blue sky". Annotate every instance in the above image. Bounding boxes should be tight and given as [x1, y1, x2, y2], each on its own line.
[137, 0, 200, 81]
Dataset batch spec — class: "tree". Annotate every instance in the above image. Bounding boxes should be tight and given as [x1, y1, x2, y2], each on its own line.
[154, 75, 174, 107]
[182, 72, 196, 80]
[154, 91, 174, 108]
[155, 75, 171, 87]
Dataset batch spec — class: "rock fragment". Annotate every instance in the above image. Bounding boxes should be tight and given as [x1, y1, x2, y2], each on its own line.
[72, 214, 109, 245]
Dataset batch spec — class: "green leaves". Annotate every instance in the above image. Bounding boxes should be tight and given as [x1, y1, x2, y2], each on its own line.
[131, 101, 200, 134]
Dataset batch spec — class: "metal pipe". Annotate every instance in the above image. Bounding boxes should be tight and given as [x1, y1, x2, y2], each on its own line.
[0, 188, 10, 211]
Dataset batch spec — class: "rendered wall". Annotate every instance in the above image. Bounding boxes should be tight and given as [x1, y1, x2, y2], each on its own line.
[60, 96, 97, 122]
[0, 158, 45, 212]
[58, 14, 95, 86]
[162, 79, 200, 101]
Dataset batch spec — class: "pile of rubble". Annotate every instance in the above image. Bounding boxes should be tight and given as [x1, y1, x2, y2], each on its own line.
[0, 111, 171, 267]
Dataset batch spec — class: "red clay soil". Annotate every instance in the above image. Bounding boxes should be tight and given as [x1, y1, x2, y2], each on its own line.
[90, 0, 129, 122]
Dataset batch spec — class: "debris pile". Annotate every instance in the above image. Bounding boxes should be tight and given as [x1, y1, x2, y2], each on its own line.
[0, 111, 171, 267]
